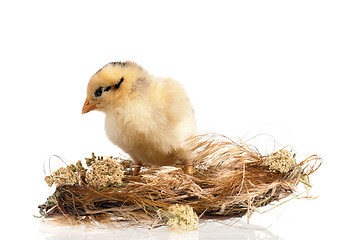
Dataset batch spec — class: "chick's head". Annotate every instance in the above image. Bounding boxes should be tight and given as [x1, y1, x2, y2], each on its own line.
[82, 61, 148, 114]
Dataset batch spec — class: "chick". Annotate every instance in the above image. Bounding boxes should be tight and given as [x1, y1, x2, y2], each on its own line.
[82, 61, 197, 175]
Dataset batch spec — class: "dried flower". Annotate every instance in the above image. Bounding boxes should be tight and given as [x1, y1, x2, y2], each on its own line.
[85, 157, 124, 189]
[263, 149, 296, 173]
[85, 152, 103, 167]
[44, 175, 54, 187]
[167, 204, 198, 231]
[44, 166, 80, 187]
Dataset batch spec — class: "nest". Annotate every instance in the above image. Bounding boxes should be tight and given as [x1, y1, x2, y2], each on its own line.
[39, 134, 321, 229]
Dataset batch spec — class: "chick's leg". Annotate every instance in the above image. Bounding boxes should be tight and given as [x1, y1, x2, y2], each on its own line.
[129, 154, 143, 176]
[133, 164, 142, 176]
[179, 143, 195, 174]
[132, 158, 143, 176]
[185, 164, 194, 175]
[182, 158, 194, 175]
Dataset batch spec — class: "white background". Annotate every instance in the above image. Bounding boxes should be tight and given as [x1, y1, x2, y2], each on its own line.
[1, 0, 344, 239]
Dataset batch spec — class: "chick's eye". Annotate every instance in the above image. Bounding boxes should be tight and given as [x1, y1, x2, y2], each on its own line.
[94, 87, 103, 97]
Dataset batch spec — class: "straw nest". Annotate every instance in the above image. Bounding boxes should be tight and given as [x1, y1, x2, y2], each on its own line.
[39, 133, 321, 229]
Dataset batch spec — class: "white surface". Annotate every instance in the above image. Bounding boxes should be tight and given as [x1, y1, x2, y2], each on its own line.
[1, 1, 344, 239]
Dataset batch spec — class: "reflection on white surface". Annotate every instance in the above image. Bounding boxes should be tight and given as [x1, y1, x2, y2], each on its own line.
[39, 219, 283, 240]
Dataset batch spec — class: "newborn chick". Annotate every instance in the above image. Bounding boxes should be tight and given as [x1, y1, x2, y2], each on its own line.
[82, 61, 197, 175]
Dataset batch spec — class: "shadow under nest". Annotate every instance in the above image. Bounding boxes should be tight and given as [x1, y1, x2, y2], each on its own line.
[39, 134, 321, 228]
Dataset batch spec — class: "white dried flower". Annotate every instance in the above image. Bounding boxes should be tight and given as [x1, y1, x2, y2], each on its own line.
[263, 149, 296, 173]
[167, 204, 198, 231]
[86, 157, 124, 189]
[44, 167, 79, 187]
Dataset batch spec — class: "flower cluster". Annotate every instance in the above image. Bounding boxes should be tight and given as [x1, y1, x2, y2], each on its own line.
[167, 204, 198, 231]
[263, 149, 296, 173]
[44, 162, 83, 187]
[45, 154, 124, 189]
[85, 157, 124, 189]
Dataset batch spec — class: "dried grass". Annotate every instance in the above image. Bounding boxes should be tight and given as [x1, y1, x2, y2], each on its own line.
[39, 133, 321, 228]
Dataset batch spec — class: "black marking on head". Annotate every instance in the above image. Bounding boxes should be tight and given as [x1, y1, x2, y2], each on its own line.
[110, 62, 127, 66]
[104, 86, 112, 92]
[114, 77, 124, 89]
[94, 86, 103, 97]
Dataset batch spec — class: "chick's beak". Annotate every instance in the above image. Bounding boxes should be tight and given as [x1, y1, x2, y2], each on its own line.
[82, 98, 97, 114]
